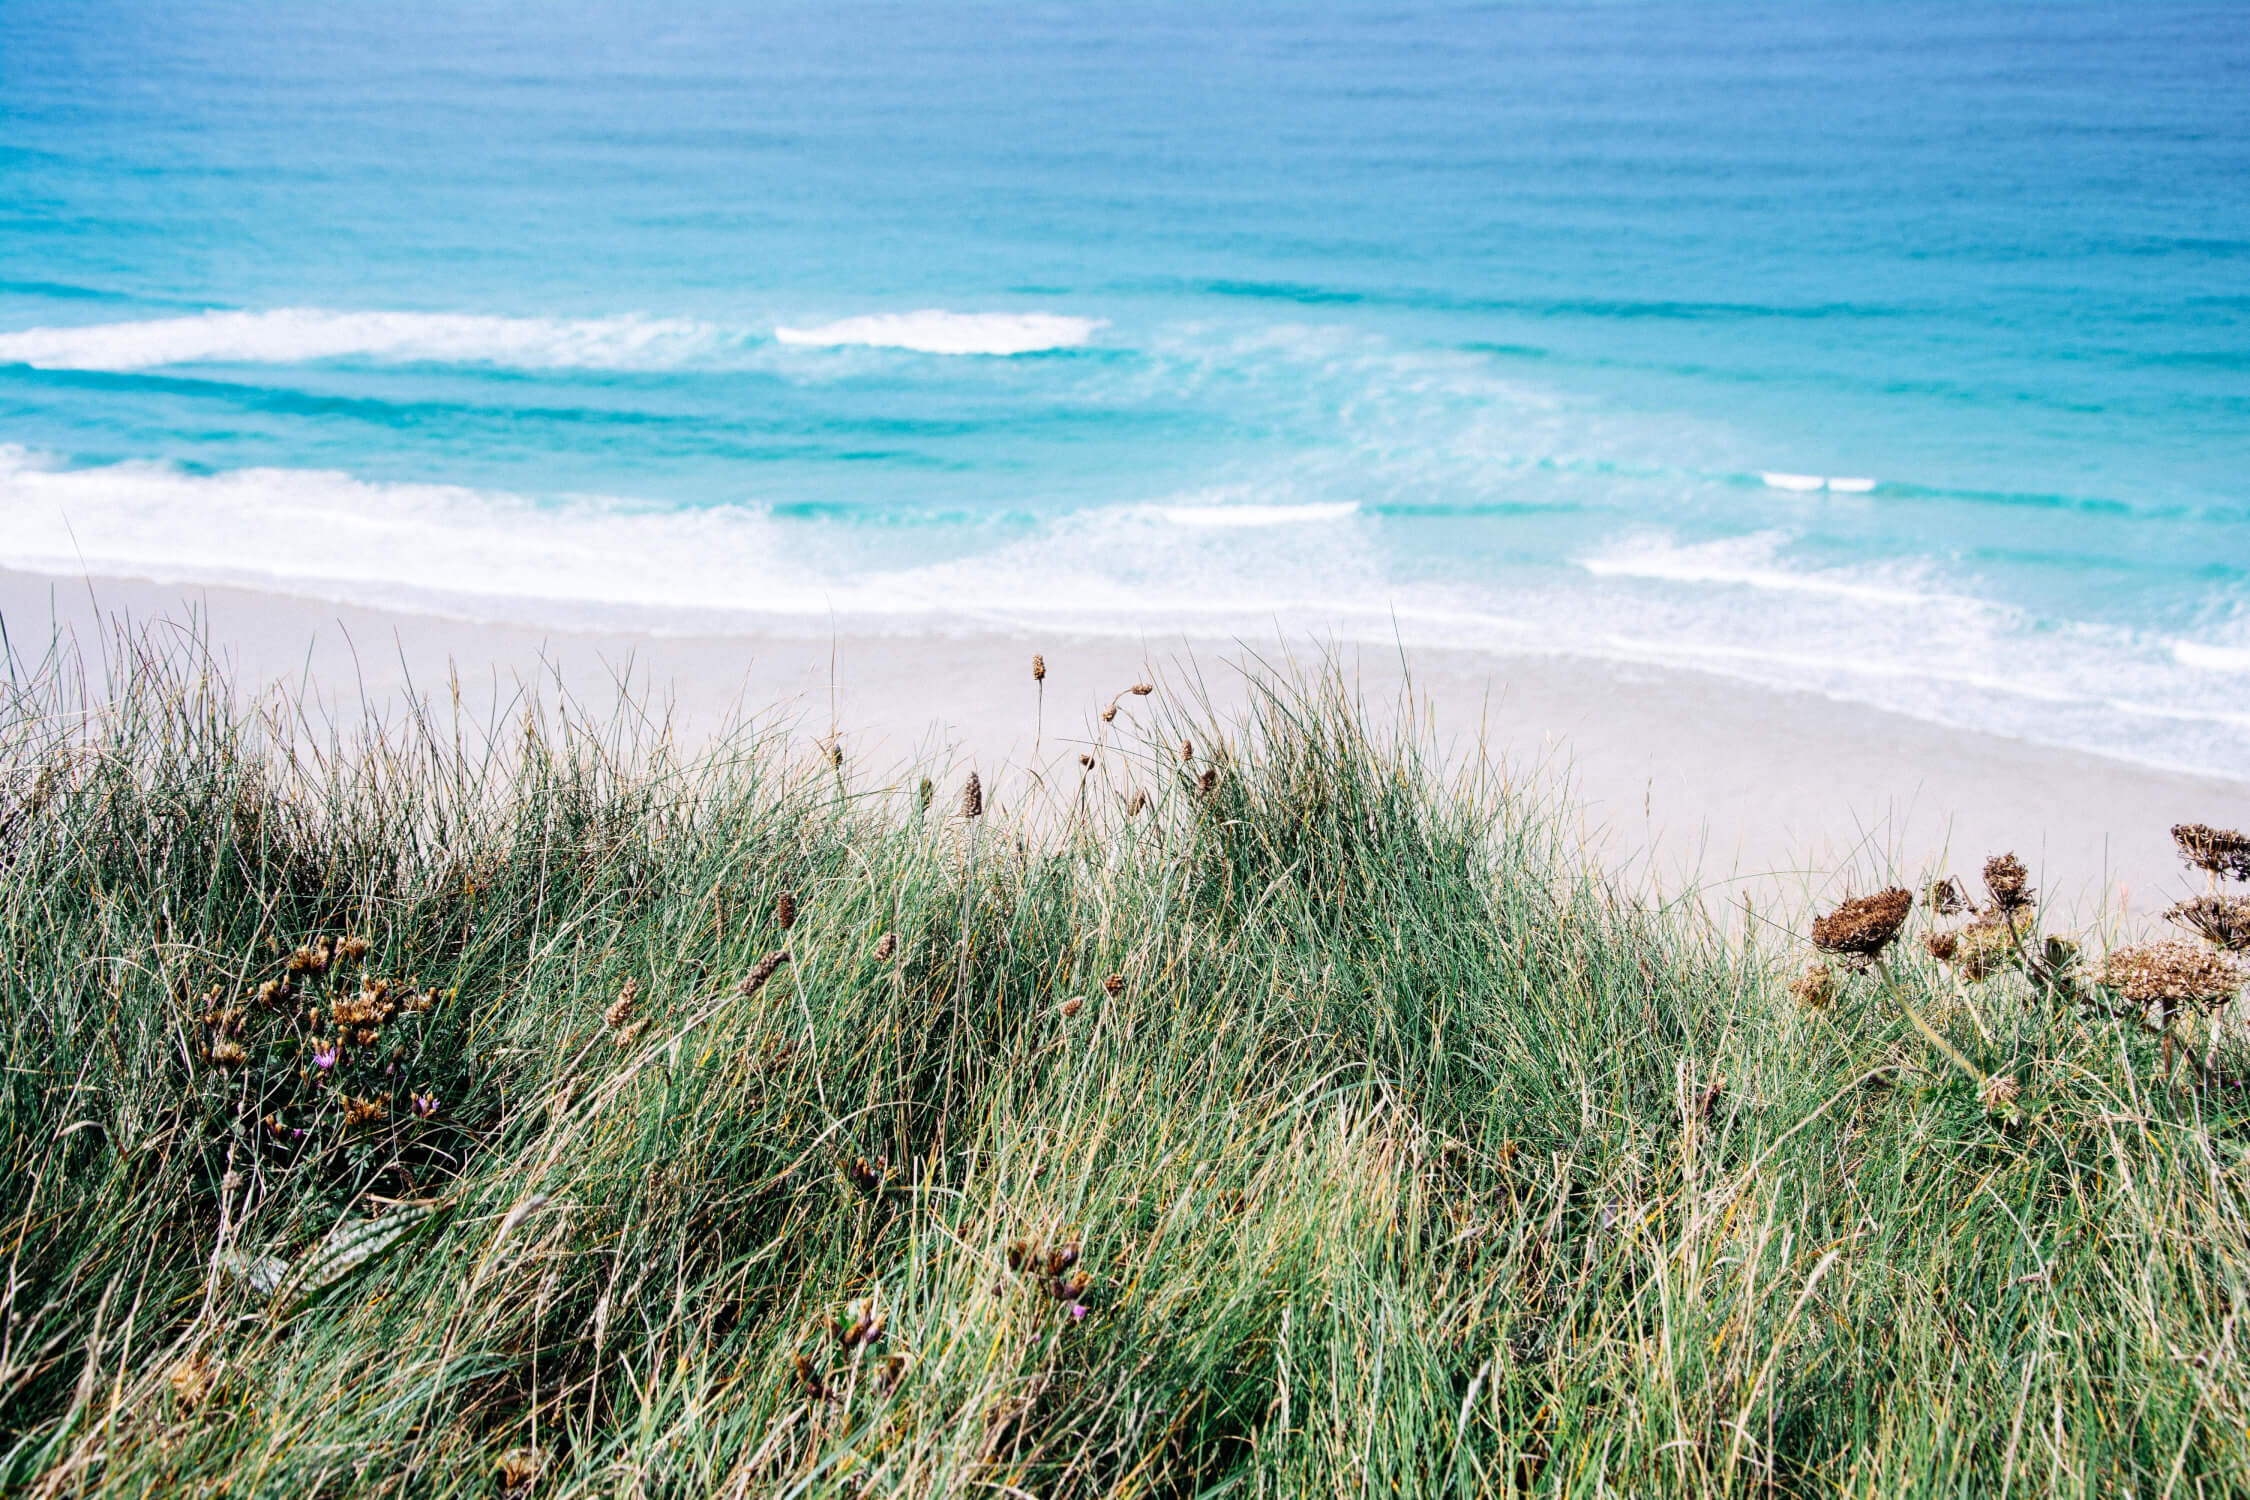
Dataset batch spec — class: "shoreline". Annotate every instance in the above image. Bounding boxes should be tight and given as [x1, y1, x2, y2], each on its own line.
[3, 564, 2243, 918]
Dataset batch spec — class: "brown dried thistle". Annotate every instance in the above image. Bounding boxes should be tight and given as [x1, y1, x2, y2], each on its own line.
[873, 931, 897, 962]
[736, 949, 791, 998]
[1810, 887, 1914, 962]
[1788, 964, 1836, 1010]
[604, 978, 638, 1030]
[340, 935, 370, 962]
[1983, 853, 2034, 913]
[775, 890, 797, 930]
[2174, 823, 2250, 882]
[2167, 895, 2250, 952]
[210, 1037, 247, 1068]
[1031, 653, 1045, 682]
[961, 772, 983, 819]
[2097, 940, 2244, 1013]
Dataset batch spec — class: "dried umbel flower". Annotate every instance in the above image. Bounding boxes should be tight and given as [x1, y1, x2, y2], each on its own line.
[1983, 853, 2034, 913]
[2174, 824, 2250, 882]
[873, 931, 897, 962]
[736, 949, 791, 998]
[1952, 913, 2025, 982]
[1788, 964, 1836, 1010]
[1810, 887, 1914, 961]
[775, 891, 797, 930]
[604, 978, 638, 1030]
[1979, 1074, 2021, 1113]
[1103, 972, 1124, 997]
[960, 772, 983, 819]
[2167, 895, 2250, 952]
[1927, 879, 1971, 916]
[2098, 940, 2245, 1012]
[1031, 653, 1046, 682]
[167, 1353, 217, 1408]
[1923, 931, 1960, 963]
[494, 1446, 544, 1497]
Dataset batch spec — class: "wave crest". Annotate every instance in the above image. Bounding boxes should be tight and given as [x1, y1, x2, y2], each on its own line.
[0, 308, 722, 372]
[773, 310, 1103, 356]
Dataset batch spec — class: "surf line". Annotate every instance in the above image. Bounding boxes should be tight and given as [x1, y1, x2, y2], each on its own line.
[1761, 472, 1876, 494]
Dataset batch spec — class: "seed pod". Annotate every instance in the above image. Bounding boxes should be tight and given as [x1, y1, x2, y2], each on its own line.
[1061, 996, 1083, 1017]
[2174, 824, 2250, 881]
[961, 772, 983, 819]
[1180, 739, 1193, 762]
[1031, 653, 1046, 682]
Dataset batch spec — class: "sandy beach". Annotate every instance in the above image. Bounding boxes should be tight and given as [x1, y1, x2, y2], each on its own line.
[4, 565, 2241, 920]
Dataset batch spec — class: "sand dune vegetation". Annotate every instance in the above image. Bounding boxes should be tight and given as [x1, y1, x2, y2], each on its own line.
[1, 634, 2247, 1498]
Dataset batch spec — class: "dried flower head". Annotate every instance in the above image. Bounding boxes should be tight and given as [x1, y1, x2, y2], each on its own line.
[1078, 753, 1094, 770]
[1952, 912, 2025, 982]
[1128, 682, 1154, 696]
[168, 1353, 217, 1407]
[1810, 887, 1914, 961]
[412, 1092, 439, 1119]
[604, 978, 638, 1030]
[792, 1354, 832, 1402]
[340, 935, 370, 962]
[343, 1094, 388, 1126]
[2174, 823, 2250, 882]
[960, 772, 983, 819]
[1788, 963, 1836, 1010]
[1923, 931, 1959, 963]
[1179, 739, 1194, 762]
[2098, 940, 2244, 1012]
[2167, 895, 2250, 952]
[494, 1446, 544, 1497]
[1979, 1074, 2021, 1113]
[1060, 996, 1083, 1017]
[1005, 1238, 1033, 1272]
[1196, 766, 1219, 796]
[775, 891, 797, 930]
[873, 931, 897, 962]
[209, 1036, 247, 1068]
[1983, 853, 2034, 913]
[846, 1155, 889, 1193]
[1103, 971, 1124, 997]
[1928, 878, 1971, 916]
[1126, 789, 1147, 816]
[1051, 1269, 1092, 1301]
[1031, 653, 1046, 682]
[736, 949, 791, 999]
[1101, 704, 1118, 723]
[1044, 1242, 1080, 1275]
[835, 1300, 886, 1348]
[824, 739, 844, 770]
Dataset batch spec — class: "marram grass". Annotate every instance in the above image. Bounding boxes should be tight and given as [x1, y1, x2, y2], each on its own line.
[2, 638, 2248, 1499]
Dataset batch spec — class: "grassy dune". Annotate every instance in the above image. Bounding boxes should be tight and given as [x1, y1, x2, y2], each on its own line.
[1, 634, 2247, 1498]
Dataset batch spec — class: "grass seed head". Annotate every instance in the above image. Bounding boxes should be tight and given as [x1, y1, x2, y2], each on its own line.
[2167, 895, 2250, 952]
[775, 890, 797, 930]
[2173, 823, 2250, 881]
[604, 978, 638, 1030]
[1079, 753, 1094, 769]
[1031, 652, 1045, 682]
[1061, 995, 1083, 1017]
[1129, 682, 1153, 696]
[1983, 853, 2034, 913]
[1810, 886, 1914, 961]
[1101, 703, 1118, 723]
[917, 776, 934, 811]
[1126, 789, 1147, 815]
[873, 931, 897, 962]
[961, 771, 983, 819]
[1103, 971, 1124, 996]
[736, 949, 791, 998]
[2098, 940, 2244, 1011]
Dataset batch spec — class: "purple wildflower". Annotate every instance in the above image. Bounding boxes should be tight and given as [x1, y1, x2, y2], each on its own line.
[311, 1041, 339, 1071]
[412, 1092, 438, 1119]
[1067, 1303, 1089, 1320]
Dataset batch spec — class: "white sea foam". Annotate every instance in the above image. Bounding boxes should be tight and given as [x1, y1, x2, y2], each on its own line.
[772, 311, 1104, 356]
[1579, 532, 1954, 611]
[1151, 501, 1359, 528]
[2174, 640, 2250, 674]
[0, 309, 724, 372]
[1759, 472, 1876, 494]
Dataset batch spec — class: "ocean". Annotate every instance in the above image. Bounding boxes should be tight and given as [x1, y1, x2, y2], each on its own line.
[2, 1, 2246, 775]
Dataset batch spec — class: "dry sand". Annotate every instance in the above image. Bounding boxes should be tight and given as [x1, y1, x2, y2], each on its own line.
[4, 566, 2244, 923]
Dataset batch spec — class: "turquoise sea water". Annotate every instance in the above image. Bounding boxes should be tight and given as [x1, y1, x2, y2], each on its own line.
[1, 1, 2246, 774]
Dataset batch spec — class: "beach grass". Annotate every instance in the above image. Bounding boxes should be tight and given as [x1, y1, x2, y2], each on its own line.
[1, 629, 2248, 1498]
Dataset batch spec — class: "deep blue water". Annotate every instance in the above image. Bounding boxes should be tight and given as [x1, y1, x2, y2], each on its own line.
[2, 1, 2247, 773]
